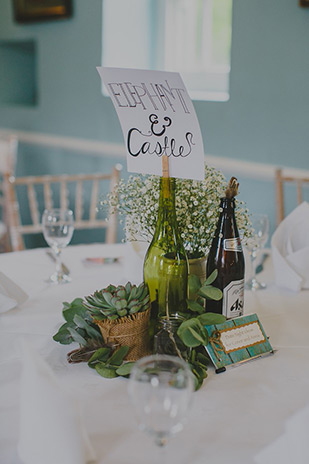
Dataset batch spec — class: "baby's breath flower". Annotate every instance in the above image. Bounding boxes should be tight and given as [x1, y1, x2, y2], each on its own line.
[101, 163, 252, 258]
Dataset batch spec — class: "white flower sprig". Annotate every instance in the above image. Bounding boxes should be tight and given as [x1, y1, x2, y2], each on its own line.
[100, 163, 252, 259]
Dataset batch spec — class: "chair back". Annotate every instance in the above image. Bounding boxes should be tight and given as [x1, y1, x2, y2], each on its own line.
[275, 168, 309, 225]
[4, 165, 122, 251]
[0, 135, 18, 251]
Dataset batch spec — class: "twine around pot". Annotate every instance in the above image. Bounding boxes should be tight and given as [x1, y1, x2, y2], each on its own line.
[94, 307, 151, 362]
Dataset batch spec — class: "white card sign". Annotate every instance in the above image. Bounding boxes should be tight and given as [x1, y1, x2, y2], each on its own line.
[97, 67, 205, 181]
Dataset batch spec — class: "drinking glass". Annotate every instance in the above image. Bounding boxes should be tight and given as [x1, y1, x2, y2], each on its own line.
[245, 213, 269, 290]
[42, 208, 74, 284]
[128, 354, 194, 448]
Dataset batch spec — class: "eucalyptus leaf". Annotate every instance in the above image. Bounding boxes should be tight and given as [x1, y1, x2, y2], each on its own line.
[187, 300, 205, 314]
[63, 300, 88, 323]
[53, 323, 74, 345]
[116, 362, 135, 376]
[204, 269, 218, 286]
[88, 347, 111, 367]
[196, 352, 210, 366]
[108, 346, 130, 367]
[95, 364, 118, 378]
[197, 313, 226, 326]
[188, 274, 202, 300]
[67, 327, 88, 346]
[73, 315, 102, 341]
[198, 286, 223, 301]
[188, 327, 208, 345]
[177, 319, 205, 348]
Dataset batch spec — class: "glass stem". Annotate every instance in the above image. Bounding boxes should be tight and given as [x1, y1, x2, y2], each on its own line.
[54, 248, 62, 276]
[250, 249, 257, 282]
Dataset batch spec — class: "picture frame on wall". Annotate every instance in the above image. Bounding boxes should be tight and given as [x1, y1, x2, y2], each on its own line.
[13, 0, 72, 23]
[299, 0, 309, 7]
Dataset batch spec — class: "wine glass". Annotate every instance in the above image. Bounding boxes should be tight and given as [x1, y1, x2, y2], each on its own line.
[245, 213, 269, 290]
[42, 208, 74, 284]
[128, 354, 194, 449]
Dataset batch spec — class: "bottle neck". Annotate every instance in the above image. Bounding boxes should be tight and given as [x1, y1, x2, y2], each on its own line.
[220, 197, 236, 213]
[215, 196, 240, 239]
[158, 177, 177, 220]
[153, 177, 178, 240]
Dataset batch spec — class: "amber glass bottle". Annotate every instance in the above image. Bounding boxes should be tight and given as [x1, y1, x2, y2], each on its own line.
[206, 179, 245, 319]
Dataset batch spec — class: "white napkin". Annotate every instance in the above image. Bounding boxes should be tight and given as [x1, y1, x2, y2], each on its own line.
[254, 403, 309, 464]
[271, 202, 309, 291]
[0, 271, 28, 313]
[17, 341, 96, 464]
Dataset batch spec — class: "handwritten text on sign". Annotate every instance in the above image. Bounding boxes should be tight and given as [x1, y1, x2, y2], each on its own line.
[97, 68, 205, 180]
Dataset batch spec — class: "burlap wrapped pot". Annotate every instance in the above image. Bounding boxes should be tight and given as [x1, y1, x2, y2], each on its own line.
[94, 307, 151, 362]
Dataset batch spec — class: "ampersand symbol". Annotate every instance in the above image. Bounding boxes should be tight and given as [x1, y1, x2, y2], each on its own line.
[149, 114, 172, 137]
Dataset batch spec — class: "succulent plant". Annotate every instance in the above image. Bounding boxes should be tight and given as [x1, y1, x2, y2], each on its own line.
[83, 282, 150, 321]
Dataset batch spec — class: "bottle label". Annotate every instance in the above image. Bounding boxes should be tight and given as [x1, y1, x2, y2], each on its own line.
[223, 237, 242, 252]
[223, 279, 244, 319]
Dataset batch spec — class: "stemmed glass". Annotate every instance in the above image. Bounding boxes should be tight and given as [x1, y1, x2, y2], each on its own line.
[245, 213, 270, 290]
[128, 354, 194, 449]
[42, 208, 74, 284]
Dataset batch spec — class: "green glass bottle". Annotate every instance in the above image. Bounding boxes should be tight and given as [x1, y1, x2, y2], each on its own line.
[143, 176, 189, 340]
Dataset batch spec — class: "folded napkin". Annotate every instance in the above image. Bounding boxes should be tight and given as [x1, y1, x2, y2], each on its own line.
[271, 202, 309, 292]
[254, 403, 309, 464]
[0, 271, 28, 313]
[17, 341, 96, 464]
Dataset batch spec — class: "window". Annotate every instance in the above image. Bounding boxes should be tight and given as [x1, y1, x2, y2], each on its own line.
[102, 0, 232, 101]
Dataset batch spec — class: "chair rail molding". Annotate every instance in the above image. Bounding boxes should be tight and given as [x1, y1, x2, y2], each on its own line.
[1, 127, 309, 182]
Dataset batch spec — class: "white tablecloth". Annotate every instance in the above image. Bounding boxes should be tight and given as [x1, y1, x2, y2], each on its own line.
[1, 243, 309, 464]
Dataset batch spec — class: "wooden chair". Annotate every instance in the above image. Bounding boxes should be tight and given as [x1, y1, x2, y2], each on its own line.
[4, 165, 122, 251]
[275, 168, 309, 225]
[0, 135, 18, 251]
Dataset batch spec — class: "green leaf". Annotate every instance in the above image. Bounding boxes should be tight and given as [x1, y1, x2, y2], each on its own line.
[198, 286, 223, 301]
[128, 299, 139, 309]
[88, 347, 111, 367]
[117, 308, 128, 317]
[188, 327, 207, 345]
[67, 327, 88, 346]
[188, 274, 202, 299]
[196, 352, 210, 366]
[63, 301, 88, 323]
[115, 299, 127, 310]
[116, 362, 135, 376]
[197, 313, 226, 326]
[177, 319, 207, 348]
[125, 282, 132, 297]
[115, 288, 126, 299]
[187, 300, 205, 314]
[95, 364, 118, 378]
[204, 269, 218, 286]
[53, 323, 74, 345]
[129, 304, 142, 314]
[62, 301, 72, 310]
[108, 346, 130, 366]
[73, 315, 102, 340]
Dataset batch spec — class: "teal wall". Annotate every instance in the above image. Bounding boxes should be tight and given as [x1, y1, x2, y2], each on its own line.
[0, 0, 309, 245]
